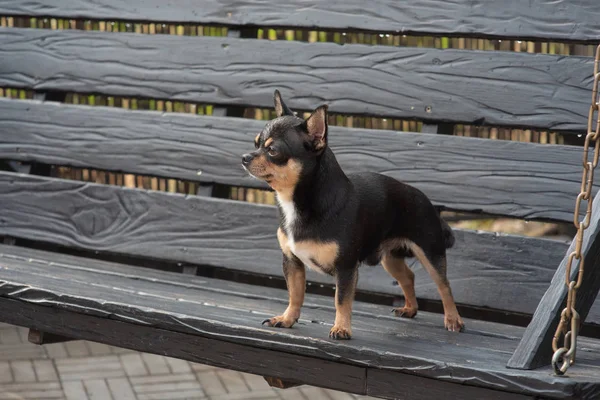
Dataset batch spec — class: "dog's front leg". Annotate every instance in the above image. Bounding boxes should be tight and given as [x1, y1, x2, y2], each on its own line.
[263, 229, 306, 328]
[329, 266, 358, 340]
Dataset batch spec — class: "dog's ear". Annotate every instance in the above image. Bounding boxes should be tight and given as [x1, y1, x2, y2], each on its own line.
[305, 105, 328, 151]
[274, 89, 294, 117]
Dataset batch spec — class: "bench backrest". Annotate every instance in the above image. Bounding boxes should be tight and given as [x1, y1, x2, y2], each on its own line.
[0, 1, 599, 331]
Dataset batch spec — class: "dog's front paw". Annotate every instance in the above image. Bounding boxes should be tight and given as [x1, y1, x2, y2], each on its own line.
[329, 325, 352, 340]
[262, 315, 297, 329]
[444, 314, 465, 332]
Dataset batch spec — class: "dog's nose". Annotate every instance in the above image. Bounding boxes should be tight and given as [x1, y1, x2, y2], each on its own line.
[242, 153, 254, 165]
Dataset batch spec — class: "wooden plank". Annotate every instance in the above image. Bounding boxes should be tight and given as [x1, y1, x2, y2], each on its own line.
[0, 250, 599, 398]
[367, 369, 533, 400]
[0, 28, 593, 131]
[1, 171, 597, 324]
[0, 0, 598, 42]
[0, 299, 367, 395]
[507, 193, 600, 370]
[0, 99, 595, 222]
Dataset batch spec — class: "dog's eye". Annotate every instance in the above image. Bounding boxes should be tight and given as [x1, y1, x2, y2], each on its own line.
[267, 147, 278, 157]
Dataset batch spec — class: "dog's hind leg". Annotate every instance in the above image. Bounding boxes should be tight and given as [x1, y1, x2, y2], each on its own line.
[408, 243, 464, 332]
[381, 253, 418, 318]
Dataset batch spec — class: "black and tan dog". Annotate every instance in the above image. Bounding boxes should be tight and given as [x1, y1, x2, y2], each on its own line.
[242, 90, 464, 339]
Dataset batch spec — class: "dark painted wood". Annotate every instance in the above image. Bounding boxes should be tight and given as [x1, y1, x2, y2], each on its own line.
[1, 171, 590, 323]
[0, 0, 598, 42]
[0, 28, 593, 131]
[27, 329, 73, 345]
[0, 248, 599, 398]
[0, 99, 595, 222]
[508, 194, 600, 370]
[367, 369, 534, 400]
[0, 299, 367, 395]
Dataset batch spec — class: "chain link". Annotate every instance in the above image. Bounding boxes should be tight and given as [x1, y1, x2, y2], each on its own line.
[552, 44, 600, 375]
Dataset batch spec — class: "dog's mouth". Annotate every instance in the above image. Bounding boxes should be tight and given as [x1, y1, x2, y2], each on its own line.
[242, 164, 273, 181]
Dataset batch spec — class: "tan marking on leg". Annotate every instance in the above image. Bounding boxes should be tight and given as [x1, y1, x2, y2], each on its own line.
[263, 248, 305, 329]
[381, 254, 418, 318]
[407, 242, 464, 332]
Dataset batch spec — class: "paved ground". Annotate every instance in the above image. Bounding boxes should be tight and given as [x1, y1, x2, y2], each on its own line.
[0, 323, 376, 400]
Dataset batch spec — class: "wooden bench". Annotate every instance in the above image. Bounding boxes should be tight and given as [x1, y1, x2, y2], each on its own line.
[1, 1, 600, 398]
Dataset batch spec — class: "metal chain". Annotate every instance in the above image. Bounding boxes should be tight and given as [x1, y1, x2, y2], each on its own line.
[552, 44, 600, 375]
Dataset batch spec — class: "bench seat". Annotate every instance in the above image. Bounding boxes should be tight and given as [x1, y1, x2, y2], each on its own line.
[1, 243, 599, 399]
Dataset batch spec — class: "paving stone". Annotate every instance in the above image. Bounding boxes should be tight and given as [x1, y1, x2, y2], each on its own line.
[0, 389, 64, 399]
[137, 391, 206, 400]
[17, 327, 29, 343]
[107, 377, 136, 400]
[165, 356, 192, 374]
[301, 386, 334, 399]
[84, 379, 114, 400]
[44, 343, 69, 359]
[63, 381, 89, 400]
[242, 372, 272, 391]
[274, 388, 307, 400]
[0, 327, 22, 345]
[140, 353, 170, 375]
[327, 390, 359, 400]
[0, 381, 63, 399]
[11, 360, 36, 382]
[33, 360, 59, 382]
[135, 381, 203, 393]
[196, 371, 227, 396]
[57, 355, 123, 381]
[65, 341, 90, 357]
[0, 361, 12, 383]
[217, 370, 249, 393]
[120, 353, 149, 377]
[210, 390, 280, 400]
[86, 341, 113, 356]
[0, 343, 46, 361]
[130, 373, 196, 386]
[190, 362, 216, 372]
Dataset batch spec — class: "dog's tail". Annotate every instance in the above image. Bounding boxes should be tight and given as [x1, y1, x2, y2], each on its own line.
[441, 217, 455, 249]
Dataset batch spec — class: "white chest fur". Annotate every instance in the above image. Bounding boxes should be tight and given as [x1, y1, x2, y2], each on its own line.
[277, 195, 337, 274]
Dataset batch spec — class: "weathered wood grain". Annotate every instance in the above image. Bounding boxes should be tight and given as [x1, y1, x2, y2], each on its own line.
[2, 171, 598, 324]
[367, 369, 533, 400]
[0, 28, 593, 130]
[0, 249, 599, 398]
[0, 0, 598, 42]
[507, 193, 600, 370]
[0, 98, 595, 222]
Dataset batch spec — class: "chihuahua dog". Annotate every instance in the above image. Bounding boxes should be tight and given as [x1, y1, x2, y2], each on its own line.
[242, 90, 464, 339]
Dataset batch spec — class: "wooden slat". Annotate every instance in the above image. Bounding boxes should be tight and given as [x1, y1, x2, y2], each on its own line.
[3, 171, 599, 324]
[508, 193, 600, 370]
[0, 27, 593, 131]
[0, 0, 598, 42]
[0, 98, 595, 222]
[0, 248, 598, 398]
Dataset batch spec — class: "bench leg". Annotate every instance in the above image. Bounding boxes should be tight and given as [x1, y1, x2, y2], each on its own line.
[28, 329, 74, 345]
[263, 376, 302, 389]
[507, 194, 600, 370]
